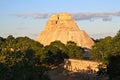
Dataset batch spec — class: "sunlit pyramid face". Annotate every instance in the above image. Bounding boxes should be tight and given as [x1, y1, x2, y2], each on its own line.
[37, 12, 94, 49]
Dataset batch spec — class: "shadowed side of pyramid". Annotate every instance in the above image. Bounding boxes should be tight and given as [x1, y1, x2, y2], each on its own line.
[37, 12, 94, 49]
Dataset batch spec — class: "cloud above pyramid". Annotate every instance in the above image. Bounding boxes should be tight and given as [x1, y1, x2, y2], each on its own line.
[13, 11, 120, 21]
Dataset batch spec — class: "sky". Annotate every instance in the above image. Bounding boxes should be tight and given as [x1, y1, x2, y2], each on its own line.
[0, 0, 120, 39]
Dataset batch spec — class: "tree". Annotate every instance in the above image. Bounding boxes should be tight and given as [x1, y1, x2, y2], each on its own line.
[50, 40, 68, 54]
[50, 40, 69, 59]
[66, 41, 84, 59]
[107, 30, 120, 80]
[42, 44, 67, 67]
[90, 36, 112, 64]
[0, 36, 49, 80]
[0, 62, 9, 80]
[110, 30, 120, 56]
[90, 30, 120, 80]
[107, 55, 120, 80]
[11, 49, 49, 80]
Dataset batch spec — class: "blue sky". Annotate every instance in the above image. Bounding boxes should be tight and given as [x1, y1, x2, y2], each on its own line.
[0, 0, 120, 39]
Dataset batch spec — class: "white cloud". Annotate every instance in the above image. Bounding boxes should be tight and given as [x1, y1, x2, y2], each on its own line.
[12, 13, 49, 19]
[71, 11, 120, 21]
[90, 32, 116, 39]
[12, 11, 120, 21]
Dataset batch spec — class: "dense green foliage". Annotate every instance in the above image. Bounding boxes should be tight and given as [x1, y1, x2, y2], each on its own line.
[0, 35, 84, 80]
[90, 30, 120, 80]
[107, 55, 120, 80]
[90, 36, 112, 63]
[0, 36, 49, 80]
[90, 31, 120, 63]
[1, 30, 120, 80]
[66, 41, 84, 59]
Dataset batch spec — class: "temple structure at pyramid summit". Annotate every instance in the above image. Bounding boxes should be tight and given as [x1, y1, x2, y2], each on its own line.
[37, 12, 94, 49]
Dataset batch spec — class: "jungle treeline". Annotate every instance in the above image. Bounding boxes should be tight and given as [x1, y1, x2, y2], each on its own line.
[0, 30, 120, 80]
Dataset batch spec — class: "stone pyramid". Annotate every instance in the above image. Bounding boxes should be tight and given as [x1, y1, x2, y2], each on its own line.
[37, 13, 94, 48]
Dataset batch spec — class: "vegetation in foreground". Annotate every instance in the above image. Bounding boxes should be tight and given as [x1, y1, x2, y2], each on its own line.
[0, 35, 84, 80]
[0, 30, 120, 80]
[90, 30, 120, 80]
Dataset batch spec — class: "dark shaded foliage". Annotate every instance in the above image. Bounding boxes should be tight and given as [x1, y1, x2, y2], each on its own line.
[0, 36, 49, 80]
[107, 55, 120, 80]
[66, 41, 84, 59]
[90, 30, 120, 80]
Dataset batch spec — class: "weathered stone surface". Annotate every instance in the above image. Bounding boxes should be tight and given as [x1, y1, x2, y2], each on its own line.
[37, 12, 94, 48]
[64, 59, 100, 72]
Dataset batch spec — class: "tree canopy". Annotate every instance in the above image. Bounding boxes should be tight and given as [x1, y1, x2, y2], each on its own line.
[90, 30, 120, 80]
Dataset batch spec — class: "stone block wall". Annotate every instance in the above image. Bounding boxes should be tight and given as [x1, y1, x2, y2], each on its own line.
[64, 59, 100, 72]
